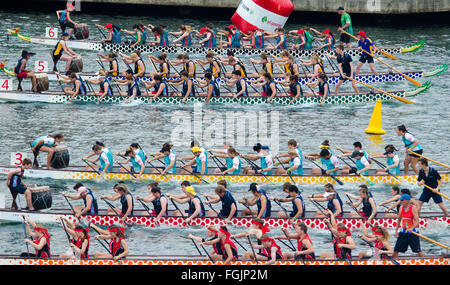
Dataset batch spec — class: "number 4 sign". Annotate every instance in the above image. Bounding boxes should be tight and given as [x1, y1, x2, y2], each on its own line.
[0, 79, 11, 91]
[46, 27, 58, 39]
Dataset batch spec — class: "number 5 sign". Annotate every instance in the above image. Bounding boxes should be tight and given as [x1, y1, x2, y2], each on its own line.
[0, 79, 11, 91]
[46, 27, 58, 39]
[10, 152, 27, 166]
[35, 60, 48, 72]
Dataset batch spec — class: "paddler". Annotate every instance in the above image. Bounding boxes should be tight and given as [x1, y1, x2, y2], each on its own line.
[249, 52, 273, 78]
[326, 44, 359, 95]
[6, 158, 34, 210]
[232, 218, 271, 242]
[197, 26, 217, 48]
[274, 139, 303, 175]
[305, 73, 330, 101]
[219, 55, 247, 78]
[371, 144, 401, 175]
[224, 70, 248, 98]
[170, 54, 196, 78]
[30, 133, 64, 169]
[199, 226, 239, 265]
[51, 32, 80, 73]
[228, 25, 242, 48]
[274, 221, 315, 260]
[358, 221, 394, 259]
[305, 148, 340, 176]
[147, 53, 170, 78]
[273, 51, 299, 76]
[82, 141, 114, 176]
[95, 24, 122, 44]
[62, 182, 99, 217]
[383, 188, 420, 217]
[117, 147, 145, 180]
[189, 225, 224, 261]
[56, 72, 88, 102]
[148, 26, 168, 46]
[168, 71, 195, 102]
[96, 52, 119, 76]
[241, 143, 274, 175]
[300, 53, 325, 80]
[197, 72, 220, 104]
[417, 158, 448, 216]
[208, 142, 233, 174]
[288, 28, 306, 49]
[336, 7, 353, 49]
[319, 209, 356, 260]
[179, 146, 208, 175]
[340, 150, 370, 175]
[171, 25, 193, 47]
[144, 74, 169, 101]
[122, 24, 145, 48]
[272, 184, 305, 220]
[91, 224, 129, 260]
[147, 142, 177, 175]
[274, 149, 303, 176]
[241, 183, 272, 218]
[169, 185, 206, 223]
[396, 124, 423, 174]
[21, 214, 51, 258]
[58, 219, 90, 259]
[265, 28, 288, 49]
[136, 184, 168, 223]
[312, 29, 335, 50]
[101, 183, 134, 222]
[345, 185, 377, 224]
[393, 194, 424, 258]
[195, 52, 221, 78]
[204, 185, 238, 220]
[56, 3, 78, 37]
[114, 69, 141, 103]
[243, 28, 265, 49]
[120, 52, 146, 78]
[337, 141, 369, 160]
[212, 147, 242, 175]
[244, 234, 284, 265]
[355, 30, 377, 75]
[15, 50, 37, 92]
[84, 69, 114, 102]
[251, 72, 277, 102]
[308, 183, 343, 218]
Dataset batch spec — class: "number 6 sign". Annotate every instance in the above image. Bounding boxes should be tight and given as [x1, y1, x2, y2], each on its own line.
[46, 27, 58, 39]
[35, 60, 48, 72]
[10, 152, 27, 166]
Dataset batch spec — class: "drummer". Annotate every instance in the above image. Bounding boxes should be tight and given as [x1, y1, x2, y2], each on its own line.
[62, 182, 99, 217]
[6, 158, 34, 210]
[30, 134, 64, 169]
[101, 183, 134, 222]
[82, 142, 114, 177]
[52, 32, 80, 73]
[15, 50, 38, 92]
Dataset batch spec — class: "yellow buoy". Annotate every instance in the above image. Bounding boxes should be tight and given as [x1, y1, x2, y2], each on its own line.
[365, 100, 386, 135]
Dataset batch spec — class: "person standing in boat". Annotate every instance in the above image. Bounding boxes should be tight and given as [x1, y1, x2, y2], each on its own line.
[309, 183, 343, 218]
[417, 158, 448, 216]
[82, 142, 114, 177]
[355, 30, 377, 76]
[274, 221, 315, 261]
[204, 185, 238, 221]
[371, 144, 401, 176]
[136, 184, 168, 223]
[52, 32, 80, 73]
[393, 194, 423, 258]
[336, 6, 353, 49]
[56, 3, 78, 37]
[91, 224, 129, 260]
[30, 133, 64, 169]
[241, 143, 274, 175]
[21, 214, 51, 258]
[326, 44, 359, 95]
[273, 184, 305, 221]
[63, 183, 98, 217]
[101, 183, 134, 223]
[345, 185, 377, 224]
[169, 186, 206, 223]
[241, 183, 272, 218]
[56, 72, 88, 102]
[396, 125, 423, 174]
[95, 24, 122, 44]
[97, 52, 119, 76]
[15, 50, 38, 92]
[6, 158, 34, 210]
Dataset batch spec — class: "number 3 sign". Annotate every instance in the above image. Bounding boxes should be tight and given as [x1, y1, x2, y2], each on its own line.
[10, 152, 27, 166]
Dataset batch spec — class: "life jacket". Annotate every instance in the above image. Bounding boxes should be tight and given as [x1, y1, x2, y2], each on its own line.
[236, 78, 248, 96]
[109, 237, 126, 258]
[297, 234, 315, 259]
[15, 58, 26, 74]
[35, 235, 51, 258]
[134, 58, 145, 76]
[333, 237, 351, 260]
[184, 61, 196, 77]
[188, 195, 206, 217]
[120, 192, 134, 216]
[221, 237, 238, 260]
[182, 78, 196, 97]
[82, 188, 99, 215]
[262, 238, 283, 259]
[72, 237, 89, 259]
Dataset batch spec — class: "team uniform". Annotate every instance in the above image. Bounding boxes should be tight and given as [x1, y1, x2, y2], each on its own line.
[127, 78, 142, 97]
[120, 192, 134, 216]
[151, 194, 168, 217]
[256, 189, 272, 218]
[320, 155, 340, 175]
[328, 193, 344, 217]
[82, 187, 99, 215]
[9, 166, 27, 194]
[387, 153, 401, 175]
[339, 12, 353, 43]
[394, 205, 421, 253]
[290, 193, 305, 218]
[99, 148, 114, 172]
[187, 195, 206, 217]
[336, 52, 354, 81]
[358, 37, 375, 63]
[418, 167, 443, 204]
[219, 191, 238, 218]
[182, 78, 196, 97]
[296, 234, 315, 260]
[289, 155, 303, 175]
[402, 133, 423, 157]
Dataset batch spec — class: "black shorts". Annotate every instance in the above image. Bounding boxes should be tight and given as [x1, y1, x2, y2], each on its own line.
[394, 232, 421, 253]
[338, 71, 354, 82]
[59, 21, 75, 30]
[52, 54, 62, 63]
[419, 189, 443, 204]
[259, 252, 283, 260]
[359, 54, 374, 64]
[340, 33, 351, 44]
[10, 184, 27, 194]
[408, 149, 423, 158]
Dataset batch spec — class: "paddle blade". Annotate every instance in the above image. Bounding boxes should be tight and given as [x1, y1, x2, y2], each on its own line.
[378, 49, 398, 60]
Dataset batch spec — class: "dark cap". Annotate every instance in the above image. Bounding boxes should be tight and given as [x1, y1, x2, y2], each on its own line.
[337, 6, 345, 10]
[248, 183, 259, 192]
[21, 50, 35, 58]
[350, 150, 363, 158]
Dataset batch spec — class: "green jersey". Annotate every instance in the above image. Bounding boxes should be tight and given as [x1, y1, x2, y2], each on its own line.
[340, 12, 353, 35]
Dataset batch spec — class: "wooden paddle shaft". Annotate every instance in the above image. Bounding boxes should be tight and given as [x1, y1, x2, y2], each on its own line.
[423, 184, 450, 201]
[409, 231, 450, 250]
[408, 150, 450, 170]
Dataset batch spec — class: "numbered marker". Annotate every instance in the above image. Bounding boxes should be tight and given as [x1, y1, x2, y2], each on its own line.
[0, 79, 11, 91]
[35, 60, 48, 73]
[10, 152, 27, 166]
[46, 27, 58, 39]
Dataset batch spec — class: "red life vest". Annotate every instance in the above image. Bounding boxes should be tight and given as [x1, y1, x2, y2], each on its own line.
[262, 238, 283, 259]
[221, 238, 238, 260]
[297, 234, 315, 259]
[35, 236, 51, 258]
[400, 205, 415, 230]
[333, 237, 351, 260]
[72, 237, 89, 258]
[109, 237, 126, 258]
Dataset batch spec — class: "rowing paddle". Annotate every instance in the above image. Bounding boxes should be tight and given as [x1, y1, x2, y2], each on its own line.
[272, 199, 296, 251]
[247, 236, 259, 265]
[82, 159, 101, 175]
[115, 155, 137, 179]
[179, 160, 210, 184]
[306, 158, 343, 185]
[422, 184, 450, 201]
[21, 216, 30, 254]
[241, 156, 274, 185]
[136, 199, 159, 227]
[340, 30, 398, 60]
[336, 155, 374, 186]
[369, 157, 400, 181]
[275, 157, 296, 185]
[407, 150, 450, 170]
[407, 231, 450, 251]
[101, 198, 130, 227]
[169, 197, 191, 227]
[62, 195, 90, 226]
[344, 75, 416, 104]
[60, 218, 79, 258]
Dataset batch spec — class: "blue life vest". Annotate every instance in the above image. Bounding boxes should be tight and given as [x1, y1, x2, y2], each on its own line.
[99, 148, 114, 172]
[83, 188, 98, 215]
[120, 192, 134, 215]
[231, 30, 241, 48]
[164, 150, 177, 174]
[188, 195, 205, 217]
[291, 194, 305, 218]
[256, 190, 271, 218]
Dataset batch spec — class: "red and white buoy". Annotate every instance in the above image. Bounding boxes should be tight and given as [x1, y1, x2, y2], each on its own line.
[231, 0, 294, 33]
